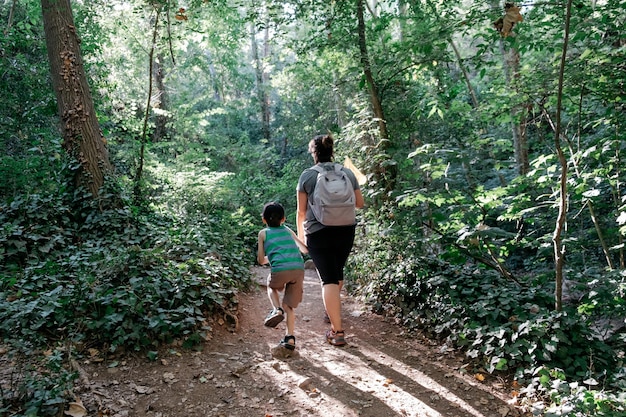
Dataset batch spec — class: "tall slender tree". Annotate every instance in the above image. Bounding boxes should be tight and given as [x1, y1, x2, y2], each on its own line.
[356, 0, 396, 198]
[41, 0, 111, 196]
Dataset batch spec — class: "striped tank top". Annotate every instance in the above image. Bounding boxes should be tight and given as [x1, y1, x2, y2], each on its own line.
[264, 226, 304, 272]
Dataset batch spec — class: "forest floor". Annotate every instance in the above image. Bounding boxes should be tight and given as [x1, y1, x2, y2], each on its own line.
[69, 266, 529, 417]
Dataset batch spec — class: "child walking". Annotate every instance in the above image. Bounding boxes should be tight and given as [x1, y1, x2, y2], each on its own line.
[257, 202, 308, 350]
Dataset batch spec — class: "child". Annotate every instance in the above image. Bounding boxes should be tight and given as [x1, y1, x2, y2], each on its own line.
[257, 202, 308, 350]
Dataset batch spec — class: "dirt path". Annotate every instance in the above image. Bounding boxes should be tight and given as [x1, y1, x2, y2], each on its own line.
[77, 267, 525, 417]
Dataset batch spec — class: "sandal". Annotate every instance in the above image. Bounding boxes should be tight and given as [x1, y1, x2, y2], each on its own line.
[325, 329, 346, 346]
[264, 307, 284, 328]
[279, 335, 296, 351]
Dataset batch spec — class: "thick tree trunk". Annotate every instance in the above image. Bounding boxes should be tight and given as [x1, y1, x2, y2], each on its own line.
[41, 0, 111, 196]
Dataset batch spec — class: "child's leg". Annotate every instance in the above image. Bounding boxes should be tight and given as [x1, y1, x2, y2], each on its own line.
[281, 270, 304, 342]
[267, 286, 282, 310]
[282, 303, 295, 340]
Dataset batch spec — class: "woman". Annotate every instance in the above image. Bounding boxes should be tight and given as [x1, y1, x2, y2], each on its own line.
[296, 134, 365, 346]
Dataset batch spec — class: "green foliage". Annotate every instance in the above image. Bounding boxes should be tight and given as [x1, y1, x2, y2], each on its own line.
[3, 1, 626, 416]
[0, 0, 62, 199]
[349, 217, 626, 412]
[0, 179, 253, 415]
[0, 186, 251, 351]
[520, 366, 626, 417]
[0, 348, 77, 417]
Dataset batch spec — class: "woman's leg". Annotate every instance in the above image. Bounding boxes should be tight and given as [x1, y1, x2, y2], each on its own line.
[322, 283, 342, 332]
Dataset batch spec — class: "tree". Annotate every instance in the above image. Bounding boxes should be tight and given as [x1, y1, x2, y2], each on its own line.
[41, 0, 111, 196]
[356, 0, 396, 199]
[250, 11, 272, 143]
[494, 2, 529, 175]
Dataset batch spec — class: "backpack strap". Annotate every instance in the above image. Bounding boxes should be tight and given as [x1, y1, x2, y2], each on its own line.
[310, 163, 342, 173]
[310, 165, 324, 174]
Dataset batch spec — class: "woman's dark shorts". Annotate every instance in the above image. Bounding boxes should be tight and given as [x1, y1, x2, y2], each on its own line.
[306, 225, 356, 285]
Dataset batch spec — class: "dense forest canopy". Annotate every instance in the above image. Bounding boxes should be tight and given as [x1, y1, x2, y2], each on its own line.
[1, 0, 625, 415]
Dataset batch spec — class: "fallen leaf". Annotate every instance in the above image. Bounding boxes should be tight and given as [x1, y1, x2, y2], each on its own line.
[64, 398, 87, 417]
[474, 373, 485, 381]
[496, 3, 523, 37]
[135, 385, 151, 394]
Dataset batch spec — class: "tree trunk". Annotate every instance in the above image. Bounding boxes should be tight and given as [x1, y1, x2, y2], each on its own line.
[205, 50, 222, 102]
[423, 0, 479, 109]
[262, 23, 271, 141]
[356, 0, 396, 200]
[135, 10, 160, 199]
[41, 0, 111, 197]
[356, 0, 388, 141]
[553, 0, 575, 312]
[152, 53, 169, 142]
[5, 0, 17, 34]
[250, 21, 270, 142]
[499, 40, 529, 175]
[449, 39, 479, 108]
[332, 72, 347, 129]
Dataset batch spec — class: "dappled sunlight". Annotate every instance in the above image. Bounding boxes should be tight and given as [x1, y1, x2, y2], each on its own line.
[312, 349, 446, 416]
[349, 343, 490, 417]
[244, 273, 496, 415]
[254, 326, 493, 416]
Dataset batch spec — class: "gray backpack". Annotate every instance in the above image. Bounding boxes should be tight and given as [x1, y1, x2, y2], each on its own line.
[310, 164, 356, 226]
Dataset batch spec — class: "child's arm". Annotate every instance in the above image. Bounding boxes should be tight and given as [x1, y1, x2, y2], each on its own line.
[286, 226, 308, 254]
[257, 230, 269, 265]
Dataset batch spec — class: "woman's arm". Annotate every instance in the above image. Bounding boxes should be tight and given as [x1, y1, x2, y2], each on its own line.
[354, 188, 365, 209]
[257, 230, 269, 265]
[296, 191, 308, 241]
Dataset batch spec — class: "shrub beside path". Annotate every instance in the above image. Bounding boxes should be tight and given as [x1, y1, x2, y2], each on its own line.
[76, 266, 526, 417]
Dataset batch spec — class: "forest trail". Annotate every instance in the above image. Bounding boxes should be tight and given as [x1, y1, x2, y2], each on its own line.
[77, 267, 526, 417]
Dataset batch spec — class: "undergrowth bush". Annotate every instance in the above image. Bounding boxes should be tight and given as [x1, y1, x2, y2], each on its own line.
[347, 215, 626, 416]
[0, 182, 254, 416]
[0, 348, 77, 417]
[0, 189, 252, 349]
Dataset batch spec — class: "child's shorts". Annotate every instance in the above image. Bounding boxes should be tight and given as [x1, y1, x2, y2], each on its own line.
[267, 269, 305, 308]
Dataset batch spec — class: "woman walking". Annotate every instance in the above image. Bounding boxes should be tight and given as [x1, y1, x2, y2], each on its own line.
[296, 134, 364, 346]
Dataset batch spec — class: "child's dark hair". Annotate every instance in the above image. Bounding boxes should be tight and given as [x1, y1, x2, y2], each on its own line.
[262, 202, 285, 227]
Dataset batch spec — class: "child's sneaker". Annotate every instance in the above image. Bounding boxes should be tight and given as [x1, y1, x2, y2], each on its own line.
[279, 335, 296, 351]
[264, 307, 284, 327]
